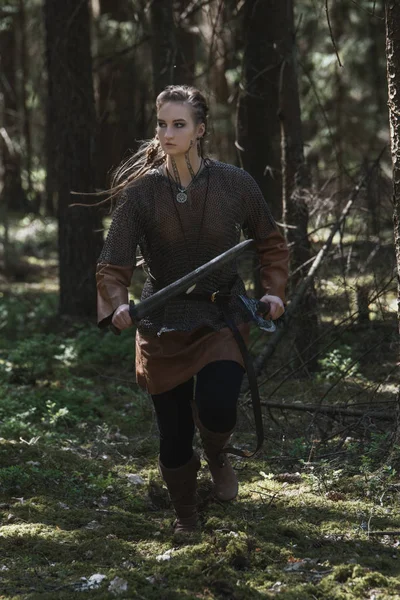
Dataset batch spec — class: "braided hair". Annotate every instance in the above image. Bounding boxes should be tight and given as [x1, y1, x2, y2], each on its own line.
[73, 85, 209, 208]
[110, 85, 209, 193]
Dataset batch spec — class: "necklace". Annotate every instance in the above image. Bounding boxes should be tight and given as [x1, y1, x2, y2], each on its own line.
[166, 163, 210, 274]
[167, 158, 203, 203]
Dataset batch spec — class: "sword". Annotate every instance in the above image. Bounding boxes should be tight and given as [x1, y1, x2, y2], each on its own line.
[110, 238, 258, 334]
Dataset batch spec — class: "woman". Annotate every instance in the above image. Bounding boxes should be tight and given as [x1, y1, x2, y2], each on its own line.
[96, 85, 289, 535]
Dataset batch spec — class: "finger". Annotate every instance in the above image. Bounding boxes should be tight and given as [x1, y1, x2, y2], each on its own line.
[114, 319, 132, 330]
[267, 303, 278, 319]
[270, 303, 284, 320]
[112, 315, 130, 329]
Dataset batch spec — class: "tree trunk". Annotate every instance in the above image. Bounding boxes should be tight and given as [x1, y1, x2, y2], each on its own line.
[385, 0, 400, 333]
[150, 0, 177, 97]
[235, 0, 282, 221]
[201, 0, 235, 163]
[330, 1, 347, 212]
[175, 0, 196, 88]
[366, 0, 386, 237]
[18, 0, 33, 206]
[96, 0, 139, 188]
[279, 0, 319, 372]
[44, 0, 103, 317]
[0, 9, 26, 215]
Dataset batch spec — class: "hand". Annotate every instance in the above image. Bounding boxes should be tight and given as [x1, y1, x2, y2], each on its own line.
[111, 304, 133, 331]
[259, 294, 285, 320]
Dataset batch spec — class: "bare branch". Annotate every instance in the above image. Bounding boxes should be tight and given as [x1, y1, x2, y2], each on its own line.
[325, 0, 343, 67]
[251, 148, 387, 376]
[255, 401, 396, 421]
[93, 35, 151, 70]
[0, 127, 16, 156]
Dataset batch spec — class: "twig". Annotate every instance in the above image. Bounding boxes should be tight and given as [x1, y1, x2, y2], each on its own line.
[251, 147, 386, 377]
[93, 36, 151, 69]
[0, 127, 17, 156]
[317, 336, 387, 404]
[250, 489, 280, 508]
[252, 202, 352, 374]
[179, 0, 213, 23]
[86, 366, 137, 385]
[249, 298, 368, 393]
[201, 557, 225, 574]
[298, 60, 342, 175]
[349, 0, 384, 18]
[207, 0, 224, 80]
[325, 0, 342, 67]
[253, 401, 396, 421]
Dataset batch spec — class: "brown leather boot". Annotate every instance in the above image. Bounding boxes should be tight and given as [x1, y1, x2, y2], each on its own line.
[159, 452, 201, 534]
[196, 421, 238, 502]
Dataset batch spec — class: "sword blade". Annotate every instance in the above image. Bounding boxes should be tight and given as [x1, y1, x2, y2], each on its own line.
[130, 238, 254, 322]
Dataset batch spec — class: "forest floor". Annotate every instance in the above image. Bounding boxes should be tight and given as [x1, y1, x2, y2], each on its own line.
[0, 217, 400, 599]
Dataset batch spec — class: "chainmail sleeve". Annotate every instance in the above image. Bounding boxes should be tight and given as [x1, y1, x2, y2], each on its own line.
[239, 169, 289, 302]
[239, 169, 276, 240]
[96, 189, 143, 328]
[98, 189, 143, 266]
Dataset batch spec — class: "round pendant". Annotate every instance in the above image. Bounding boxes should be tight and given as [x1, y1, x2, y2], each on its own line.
[176, 191, 187, 204]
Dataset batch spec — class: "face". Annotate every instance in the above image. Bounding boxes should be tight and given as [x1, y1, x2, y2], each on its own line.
[156, 101, 204, 156]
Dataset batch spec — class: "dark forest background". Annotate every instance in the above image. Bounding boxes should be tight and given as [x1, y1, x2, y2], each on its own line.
[1, 0, 399, 426]
[0, 2, 400, 597]
[1, 0, 399, 375]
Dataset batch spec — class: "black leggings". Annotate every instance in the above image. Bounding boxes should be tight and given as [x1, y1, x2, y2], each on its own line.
[151, 360, 245, 468]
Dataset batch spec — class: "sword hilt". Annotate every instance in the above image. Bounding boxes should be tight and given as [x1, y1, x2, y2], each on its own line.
[256, 300, 271, 316]
[129, 299, 137, 324]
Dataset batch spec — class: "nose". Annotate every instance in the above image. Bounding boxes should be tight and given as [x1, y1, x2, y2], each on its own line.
[164, 127, 174, 140]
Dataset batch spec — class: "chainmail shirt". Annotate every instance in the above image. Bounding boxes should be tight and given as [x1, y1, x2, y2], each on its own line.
[97, 159, 277, 336]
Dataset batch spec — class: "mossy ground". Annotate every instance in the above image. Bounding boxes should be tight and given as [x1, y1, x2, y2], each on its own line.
[0, 217, 399, 599]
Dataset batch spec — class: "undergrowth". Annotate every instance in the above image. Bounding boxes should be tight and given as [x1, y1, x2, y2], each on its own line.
[0, 286, 399, 599]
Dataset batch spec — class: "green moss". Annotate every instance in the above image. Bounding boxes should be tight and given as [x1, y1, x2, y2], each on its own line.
[0, 279, 399, 599]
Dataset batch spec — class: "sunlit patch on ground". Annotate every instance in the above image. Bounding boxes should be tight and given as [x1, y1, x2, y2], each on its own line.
[0, 216, 399, 598]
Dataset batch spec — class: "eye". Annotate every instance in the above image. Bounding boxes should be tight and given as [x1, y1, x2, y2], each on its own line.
[175, 122, 185, 128]
[157, 122, 166, 128]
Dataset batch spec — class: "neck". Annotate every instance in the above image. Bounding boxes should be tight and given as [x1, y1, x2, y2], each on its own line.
[166, 148, 202, 187]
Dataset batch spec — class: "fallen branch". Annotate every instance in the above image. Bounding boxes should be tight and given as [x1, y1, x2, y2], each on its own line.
[257, 401, 395, 421]
[367, 531, 400, 536]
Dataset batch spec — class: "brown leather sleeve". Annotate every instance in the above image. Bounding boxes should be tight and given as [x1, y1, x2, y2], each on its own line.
[96, 263, 135, 328]
[255, 228, 289, 303]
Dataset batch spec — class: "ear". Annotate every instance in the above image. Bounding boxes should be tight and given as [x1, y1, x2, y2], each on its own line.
[197, 123, 205, 139]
